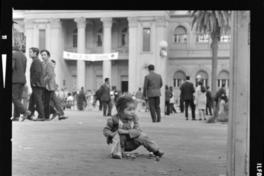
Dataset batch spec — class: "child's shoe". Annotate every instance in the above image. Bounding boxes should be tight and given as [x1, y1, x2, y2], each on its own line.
[112, 154, 122, 159]
[154, 150, 164, 158]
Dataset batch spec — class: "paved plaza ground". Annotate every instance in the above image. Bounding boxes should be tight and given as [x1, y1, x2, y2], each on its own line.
[12, 108, 228, 176]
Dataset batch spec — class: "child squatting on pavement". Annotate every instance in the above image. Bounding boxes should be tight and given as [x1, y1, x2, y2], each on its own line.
[103, 96, 164, 159]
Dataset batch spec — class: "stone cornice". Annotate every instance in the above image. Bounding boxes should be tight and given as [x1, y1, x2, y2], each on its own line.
[128, 17, 138, 28]
[155, 16, 168, 27]
[50, 18, 61, 28]
[101, 17, 112, 28]
[74, 17, 86, 28]
[24, 19, 34, 29]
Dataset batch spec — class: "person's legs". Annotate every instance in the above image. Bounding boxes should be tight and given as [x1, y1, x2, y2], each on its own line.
[184, 100, 189, 119]
[202, 109, 206, 120]
[190, 99, 196, 120]
[107, 100, 112, 116]
[12, 84, 27, 118]
[43, 89, 51, 119]
[99, 100, 102, 111]
[171, 103, 177, 113]
[180, 98, 184, 113]
[133, 133, 159, 153]
[102, 101, 107, 116]
[148, 97, 157, 122]
[28, 92, 35, 116]
[208, 103, 212, 115]
[52, 93, 64, 116]
[198, 109, 202, 120]
[34, 87, 45, 119]
[165, 101, 170, 115]
[155, 97, 161, 122]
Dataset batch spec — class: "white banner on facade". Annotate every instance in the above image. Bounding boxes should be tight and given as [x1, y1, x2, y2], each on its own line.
[63, 51, 118, 61]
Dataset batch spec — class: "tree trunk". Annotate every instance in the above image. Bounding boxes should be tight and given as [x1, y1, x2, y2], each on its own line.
[210, 37, 219, 121]
[211, 38, 218, 97]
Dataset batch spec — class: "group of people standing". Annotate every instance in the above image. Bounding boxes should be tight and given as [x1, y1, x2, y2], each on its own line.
[180, 76, 228, 121]
[12, 46, 67, 121]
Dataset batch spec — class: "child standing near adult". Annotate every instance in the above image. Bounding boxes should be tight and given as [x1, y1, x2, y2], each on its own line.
[103, 96, 164, 159]
[197, 86, 207, 120]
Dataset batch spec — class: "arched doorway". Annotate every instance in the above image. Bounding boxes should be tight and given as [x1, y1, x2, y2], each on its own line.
[195, 70, 209, 87]
[173, 70, 186, 88]
[217, 70, 229, 88]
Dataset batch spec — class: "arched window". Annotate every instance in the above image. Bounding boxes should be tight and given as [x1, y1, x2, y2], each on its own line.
[121, 27, 128, 46]
[220, 34, 231, 42]
[196, 33, 210, 43]
[73, 28, 77, 48]
[173, 71, 186, 87]
[195, 70, 209, 87]
[97, 28, 102, 47]
[174, 26, 187, 43]
[217, 70, 229, 88]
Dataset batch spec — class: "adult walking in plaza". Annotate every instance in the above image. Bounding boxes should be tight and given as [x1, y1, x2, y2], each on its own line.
[143, 65, 163, 123]
[98, 78, 112, 116]
[205, 86, 213, 116]
[214, 83, 227, 118]
[49, 60, 68, 120]
[41, 49, 56, 120]
[165, 85, 171, 116]
[180, 76, 196, 120]
[77, 87, 87, 111]
[93, 89, 102, 111]
[12, 45, 31, 121]
[169, 86, 177, 114]
[28, 47, 45, 121]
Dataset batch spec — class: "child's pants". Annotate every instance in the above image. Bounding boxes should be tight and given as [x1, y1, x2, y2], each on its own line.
[120, 133, 159, 153]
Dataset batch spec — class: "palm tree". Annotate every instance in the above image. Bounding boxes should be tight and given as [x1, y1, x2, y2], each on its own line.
[190, 11, 231, 121]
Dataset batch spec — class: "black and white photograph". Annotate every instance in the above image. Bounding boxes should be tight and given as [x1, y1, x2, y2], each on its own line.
[1, 6, 263, 176]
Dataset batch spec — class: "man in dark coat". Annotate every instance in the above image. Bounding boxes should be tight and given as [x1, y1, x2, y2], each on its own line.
[98, 78, 112, 116]
[165, 85, 172, 115]
[143, 65, 163, 122]
[206, 86, 213, 116]
[28, 47, 46, 121]
[180, 76, 196, 120]
[12, 46, 31, 121]
[93, 89, 102, 111]
[77, 87, 87, 111]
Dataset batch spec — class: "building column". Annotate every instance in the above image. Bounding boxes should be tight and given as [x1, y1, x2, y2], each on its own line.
[101, 17, 112, 81]
[156, 16, 168, 114]
[74, 17, 86, 90]
[227, 11, 250, 176]
[128, 17, 138, 93]
[49, 18, 63, 89]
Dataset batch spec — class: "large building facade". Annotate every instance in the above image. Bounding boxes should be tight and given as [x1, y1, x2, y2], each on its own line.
[13, 10, 230, 96]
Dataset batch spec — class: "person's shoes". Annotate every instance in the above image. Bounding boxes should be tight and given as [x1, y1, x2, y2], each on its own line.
[107, 114, 111, 116]
[154, 150, 164, 158]
[49, 113, 58, 121]
[192, 118, 196, 121]
[112, 154, 122, 159]
[20, 110, 31, 121]
[34, 118, 46, 121]
[58, 116, 68, 120]
[186, 118, 188, 120]
[204, 118, 207, 120]
[11, 117, 19, 121]
[199, 118, 202, 121]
